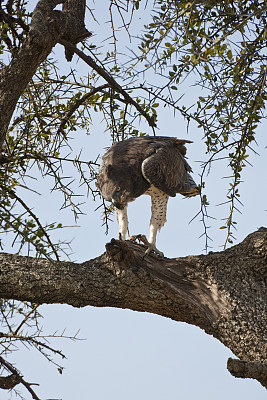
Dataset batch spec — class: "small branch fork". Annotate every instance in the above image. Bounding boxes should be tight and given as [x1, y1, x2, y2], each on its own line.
[227, 358, 267, 389]
[5, 188, 60, 261]
[0, 355, 40, 399]
[56, 83, 109, 136]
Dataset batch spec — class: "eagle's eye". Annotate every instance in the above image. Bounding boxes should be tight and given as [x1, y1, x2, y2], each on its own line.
[117, 186, 121, 192]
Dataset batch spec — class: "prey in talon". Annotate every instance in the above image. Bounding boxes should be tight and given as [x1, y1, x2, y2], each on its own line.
[129, 234, 164, 258]
[96, 136, 199, 257]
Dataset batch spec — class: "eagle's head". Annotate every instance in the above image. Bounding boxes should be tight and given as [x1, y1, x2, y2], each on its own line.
[97, 164, 135, 209]
[97, 162, 149, 209]
[111, 185, 130, 209]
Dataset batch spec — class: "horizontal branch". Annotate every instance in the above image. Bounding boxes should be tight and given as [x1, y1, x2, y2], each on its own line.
[0, 240, 225, 332]
[0, 228, 266, 388]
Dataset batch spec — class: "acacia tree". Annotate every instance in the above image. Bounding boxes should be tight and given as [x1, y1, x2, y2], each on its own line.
[0, 0, 266, 398]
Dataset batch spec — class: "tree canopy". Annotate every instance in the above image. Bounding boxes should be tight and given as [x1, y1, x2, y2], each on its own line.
[0, 0, 266, 258]
[0, 1, 266, 398]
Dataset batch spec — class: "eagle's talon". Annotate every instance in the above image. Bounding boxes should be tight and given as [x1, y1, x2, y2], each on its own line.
[128, 235, 163, 258]
[144, 244, 164, 258]
[128, 234, 149, 245]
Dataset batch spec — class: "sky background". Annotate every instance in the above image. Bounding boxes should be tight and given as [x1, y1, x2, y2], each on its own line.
[1, 1, 267, 399]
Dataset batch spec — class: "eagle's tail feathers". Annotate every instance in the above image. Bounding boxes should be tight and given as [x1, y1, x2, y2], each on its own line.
[180, 174, 200, 197]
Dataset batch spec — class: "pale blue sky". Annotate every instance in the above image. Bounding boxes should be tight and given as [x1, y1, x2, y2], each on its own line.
[1, 1, 267, 399]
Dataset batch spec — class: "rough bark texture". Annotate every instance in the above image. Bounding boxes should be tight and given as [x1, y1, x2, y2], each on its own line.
[62, 0, 91, 61]
[0, 228, 266, 388]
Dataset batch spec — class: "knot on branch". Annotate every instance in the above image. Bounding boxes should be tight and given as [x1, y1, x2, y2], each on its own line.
[105, 239, 145, 271]
[0, 373, 22, 390]
[30, 0, 91, 60]
[30, 1, 67, 45]
[61, 26, 92, 61]
[61, 0, 92, 61]
[234, 227, 267, 282]
[243, 227, 267, 251]
[227, 358, 267, 389]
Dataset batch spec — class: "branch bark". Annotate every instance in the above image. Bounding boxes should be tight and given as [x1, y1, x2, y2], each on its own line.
[62, 0, 92, 61]
[0, 228, 266, 388]
[227, 358, 267, 388]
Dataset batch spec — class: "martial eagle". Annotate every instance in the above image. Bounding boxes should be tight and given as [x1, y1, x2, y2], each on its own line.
[97, 136, 199, 256]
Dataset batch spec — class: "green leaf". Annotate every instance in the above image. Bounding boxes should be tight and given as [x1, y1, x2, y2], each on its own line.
[227, 50, 233, 59]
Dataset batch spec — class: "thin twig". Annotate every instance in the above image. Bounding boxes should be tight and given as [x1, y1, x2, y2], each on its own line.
[59, 39, 157, 129]
[56, 84, 109, 136]
[5, 188, 60, 261]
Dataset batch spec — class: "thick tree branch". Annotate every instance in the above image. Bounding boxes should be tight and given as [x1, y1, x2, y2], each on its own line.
[0, 228, 266, 387]
[62, 0, 92, 61]
[0, 0, 91, 150]
[0, 0, 63, 149]
[0, 241, 222, 330]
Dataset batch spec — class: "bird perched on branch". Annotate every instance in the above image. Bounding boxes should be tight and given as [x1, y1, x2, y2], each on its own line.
[97, 136, 199, 256]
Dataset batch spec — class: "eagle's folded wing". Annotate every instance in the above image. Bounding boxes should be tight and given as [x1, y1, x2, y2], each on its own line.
[141, 144, 196, 197]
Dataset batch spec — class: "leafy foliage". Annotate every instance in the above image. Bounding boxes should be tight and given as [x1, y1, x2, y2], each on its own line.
[0, 0, 266, 255]
[0, 0, 30, 56]
[129, 0, 267, 246]
[0, 0, 266, 254]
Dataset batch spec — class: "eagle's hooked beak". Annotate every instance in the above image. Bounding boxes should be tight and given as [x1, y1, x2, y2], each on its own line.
[112, 199, 124, 210]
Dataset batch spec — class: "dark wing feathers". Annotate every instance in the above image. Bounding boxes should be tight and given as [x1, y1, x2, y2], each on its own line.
[97, 136, 199, 201]
[141, 143, 192, 197]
